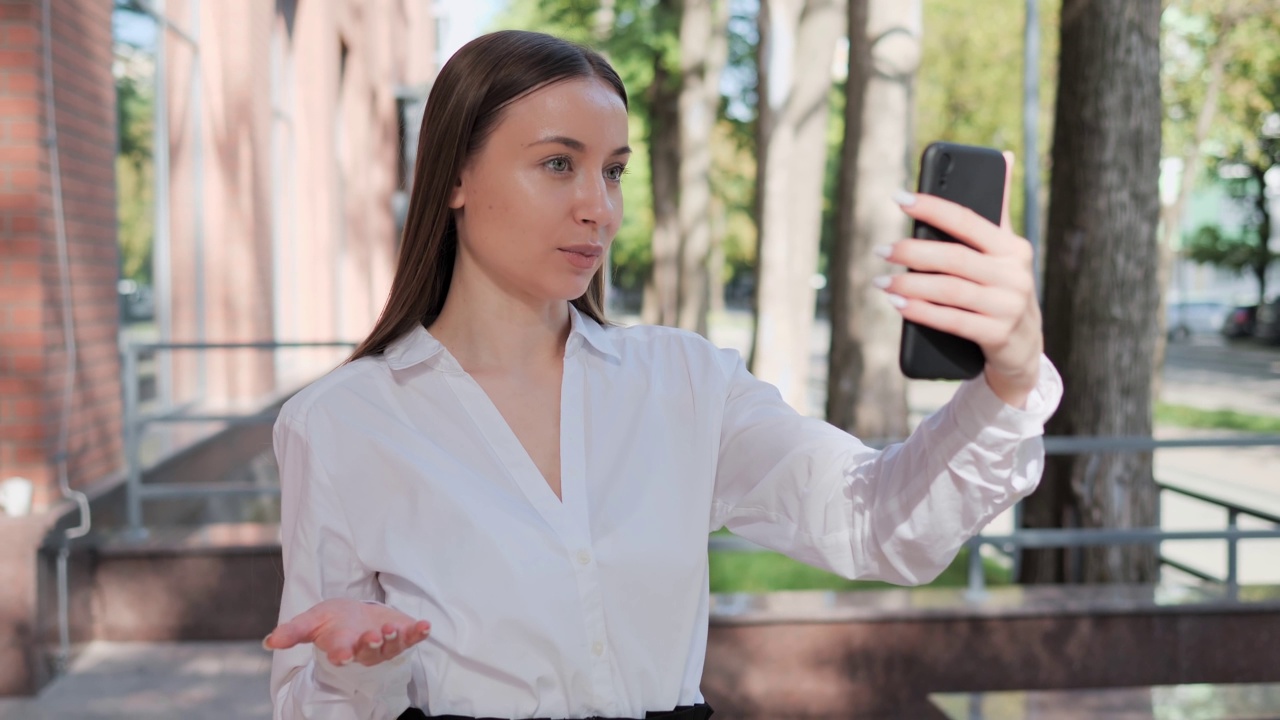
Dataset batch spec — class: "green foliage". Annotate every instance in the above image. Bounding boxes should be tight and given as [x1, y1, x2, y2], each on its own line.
[1163, 0, 1280, 278]
[1185, 222, 1268, 276]
[115, 69, 154, 286]
[709, 544, 1010, 593]
[916, 0, 1061, 237]
[1155, 402, 1280, 434]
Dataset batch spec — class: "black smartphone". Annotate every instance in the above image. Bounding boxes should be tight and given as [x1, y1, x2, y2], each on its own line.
[898, 142, 1007, 380]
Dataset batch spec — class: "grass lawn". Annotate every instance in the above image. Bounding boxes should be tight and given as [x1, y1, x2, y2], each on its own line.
[709, 541, 1010, 593]
[1155, 402, 1280, 434]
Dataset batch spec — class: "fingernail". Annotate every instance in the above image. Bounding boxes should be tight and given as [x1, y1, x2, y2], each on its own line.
[337, 656, 353, 666]
[874, 244, 894, 259]
[886, 294, 908, 309]
[872, 275, 891, 290]
[384, 631, 398, 641]
[367, 639, 384, 650]
[261, 634, 274, 651]
[893, 190, 917, 206]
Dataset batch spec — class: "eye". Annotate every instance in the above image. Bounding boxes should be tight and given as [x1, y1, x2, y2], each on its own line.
[546, 157, 571, 173]
[605, 164, 628, 182]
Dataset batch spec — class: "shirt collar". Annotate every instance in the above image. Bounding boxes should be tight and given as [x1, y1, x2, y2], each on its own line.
[383, 323, 449, 371]
[382, 304, 620, 372]
[567, 304, 620, 361]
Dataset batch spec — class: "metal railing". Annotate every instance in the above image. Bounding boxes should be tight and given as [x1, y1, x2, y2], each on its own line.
[122, 340, 356, 538]
[121, 340, 1280, 593]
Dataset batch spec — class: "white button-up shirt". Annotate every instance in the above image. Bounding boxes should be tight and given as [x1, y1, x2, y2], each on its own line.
[270, 306, 1063, 720]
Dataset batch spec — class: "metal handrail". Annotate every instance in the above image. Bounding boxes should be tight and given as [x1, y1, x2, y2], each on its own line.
[121, 339, 357, 538]
[962, 521, 1280, 599]
[121, 340, 1280, 594]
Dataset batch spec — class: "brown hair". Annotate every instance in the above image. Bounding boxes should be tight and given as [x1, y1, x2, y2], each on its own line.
[349, 31, 627, 362]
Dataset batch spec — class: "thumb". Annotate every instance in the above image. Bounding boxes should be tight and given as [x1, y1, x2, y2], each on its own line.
[264, 608, 324, 650]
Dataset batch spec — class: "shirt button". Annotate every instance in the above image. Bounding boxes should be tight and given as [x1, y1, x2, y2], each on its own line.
[577, 550, 592, 565]
[592, 641, 605, 656]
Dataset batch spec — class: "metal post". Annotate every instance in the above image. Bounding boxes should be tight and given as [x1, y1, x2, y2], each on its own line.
[152, 0, 174, 411]
[965, 537, 986, 600]
[1226, 508, 1240, 590]
[122, 345, 146, 540]
[1023, 0, 1041, 291]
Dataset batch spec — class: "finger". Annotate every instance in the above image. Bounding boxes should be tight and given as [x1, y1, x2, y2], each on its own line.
[877, 239, 1007, 287]
[899, 192, 1021, 257]
[876, 272, 1022, 319]
[407, 620, 432, 644]
[1000, 151, 1015, 231]
[350, 628, 386, 667]
[888, 295, 1014, 349]
[320, 629, 363, 666]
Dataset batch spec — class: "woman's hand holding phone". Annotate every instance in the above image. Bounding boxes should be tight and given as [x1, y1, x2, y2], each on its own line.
[263, 597, 432, 668]
[876, 151, 1044, 408]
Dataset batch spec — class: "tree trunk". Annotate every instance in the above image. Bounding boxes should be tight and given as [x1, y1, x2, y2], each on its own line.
[1020, 0, 1163, 584]
[826, 0, 916, 438]
[1253, 162, 1272, 307]
[643, 43, 683, 326]
[751, 0, 845, 414]
[676, 0, 729, 336]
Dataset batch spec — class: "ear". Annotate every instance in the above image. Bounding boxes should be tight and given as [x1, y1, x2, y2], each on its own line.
[448, 176, 465, 210]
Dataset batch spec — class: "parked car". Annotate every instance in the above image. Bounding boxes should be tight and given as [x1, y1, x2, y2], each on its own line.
[1256, 297, 1280, 344]
[1166, 300, 1229, 341]
[1221, 304, 1258, 339]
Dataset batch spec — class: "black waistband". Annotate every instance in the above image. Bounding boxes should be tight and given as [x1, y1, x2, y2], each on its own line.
[399, 703, 713, 720]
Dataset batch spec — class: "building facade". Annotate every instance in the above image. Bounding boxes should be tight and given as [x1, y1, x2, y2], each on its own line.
[0, 0, 437, 694]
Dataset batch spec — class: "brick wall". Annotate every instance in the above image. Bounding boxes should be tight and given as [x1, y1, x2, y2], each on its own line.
[0, 0, 121, 511]
[0, 0, 120, 695]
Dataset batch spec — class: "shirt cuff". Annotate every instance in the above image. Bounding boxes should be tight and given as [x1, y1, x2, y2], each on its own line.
[311, 645, 413, 698]
[951, 354, 1063, 441]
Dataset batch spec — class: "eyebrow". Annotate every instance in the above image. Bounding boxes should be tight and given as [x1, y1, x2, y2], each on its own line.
[528, 135, 632, 156]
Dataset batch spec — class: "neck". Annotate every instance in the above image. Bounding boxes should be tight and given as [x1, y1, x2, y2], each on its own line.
[428, 271, 571, 375]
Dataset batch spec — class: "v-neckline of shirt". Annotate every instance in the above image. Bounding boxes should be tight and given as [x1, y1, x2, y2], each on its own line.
[445, 352, 591, 545]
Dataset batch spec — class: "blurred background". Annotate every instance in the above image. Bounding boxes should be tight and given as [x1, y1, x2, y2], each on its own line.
[1, 0, 1279, 717]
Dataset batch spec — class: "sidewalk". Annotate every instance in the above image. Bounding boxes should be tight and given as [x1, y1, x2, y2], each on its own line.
[0, 642, 272, 720]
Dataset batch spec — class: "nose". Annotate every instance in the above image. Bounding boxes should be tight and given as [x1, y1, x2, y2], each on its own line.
[574, 174, 614, 227]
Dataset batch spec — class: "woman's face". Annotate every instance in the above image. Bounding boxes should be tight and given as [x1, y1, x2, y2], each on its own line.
[449, 77, 630, 306]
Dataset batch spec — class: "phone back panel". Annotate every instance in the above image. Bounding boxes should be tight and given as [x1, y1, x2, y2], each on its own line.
[899, 142, 1006, 380]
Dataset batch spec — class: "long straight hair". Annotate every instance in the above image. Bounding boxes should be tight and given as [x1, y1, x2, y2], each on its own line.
[348, 31, 627, 363]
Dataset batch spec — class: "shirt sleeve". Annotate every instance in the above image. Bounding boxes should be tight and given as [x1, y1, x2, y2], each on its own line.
[709, 351, 1063, 585]
[270, 413, 414, 720]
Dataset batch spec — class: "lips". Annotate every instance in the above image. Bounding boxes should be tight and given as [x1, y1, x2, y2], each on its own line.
[559, 244, 603, 270]
[559, 244, 603, 258]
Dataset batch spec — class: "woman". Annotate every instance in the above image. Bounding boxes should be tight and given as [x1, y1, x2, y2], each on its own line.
[264, 30, 1061, 720]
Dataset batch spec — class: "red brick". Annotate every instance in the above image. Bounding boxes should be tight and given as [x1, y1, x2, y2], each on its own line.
[7, 304, 41, 328]
[0, 237, 40, 257]
[0, 323, 44, 344]
[0, 5, 37, 21]
[0, 50, 38, 71]
[0, 143, 41, 165]
[5, 122, 41, 142]
[0, 282, 39, 304]
[2, 422, 45, 441]
[8, 214, 40, 233]
[4, 260, 38, 281]
[5, 167, 42, 190]
[3, 25, 38, 48]
[3, 70, 40, 95]
[2, 398, 41, 422]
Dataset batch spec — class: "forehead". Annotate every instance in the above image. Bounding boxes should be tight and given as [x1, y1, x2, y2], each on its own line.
[494, 77, 628, 144]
